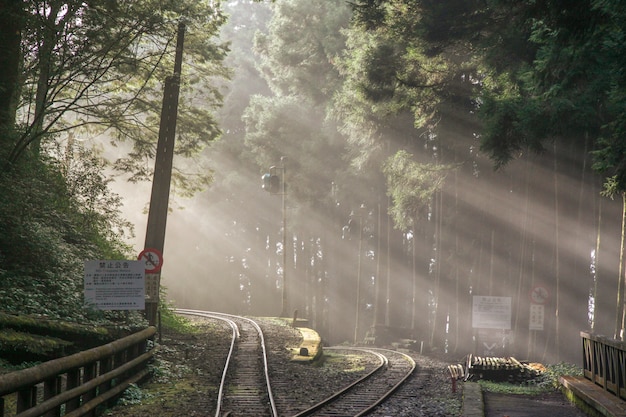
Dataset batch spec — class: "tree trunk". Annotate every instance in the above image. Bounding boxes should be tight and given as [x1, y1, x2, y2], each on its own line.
[553, 143, 561, 360]
[31, 3, 62, 156]
[0, 0, 23, 133]
[618, 193, 626, 340]
[592, 197, 601, 332]
[614, 192, 626, 339]
[429, 189, 444, 347]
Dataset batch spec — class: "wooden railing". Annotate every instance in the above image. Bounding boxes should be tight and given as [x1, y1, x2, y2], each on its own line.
[0, 326, 156, 417]
[581, 331, 626, 401]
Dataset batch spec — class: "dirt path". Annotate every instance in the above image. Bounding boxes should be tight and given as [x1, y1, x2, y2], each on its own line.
[483, 391, 589, 417]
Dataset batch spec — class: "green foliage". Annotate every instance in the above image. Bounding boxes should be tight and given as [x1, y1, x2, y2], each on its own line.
[159, 291, 198, 334]
[244, 95, 346, 206]
[345, 2, 458, 137]
[149, 357, 193, 385]
[254, 0, 350, 104]
[0, 143, 135, 321]
[3, 0, 230, 196]
[0, 329, 73, 359]
[477, 0, 626, 190]
[0, 358, 40, 372]
[345, 0, 626, 192]
[599, 175, 621, 200]
[244, 0, 353, 210]
[117, 383, 153, 406]
[0, 312, 109, 338]
[538, 362, 583, 389]
[383, 150, 454, 230]
[331, 31, 409, 170]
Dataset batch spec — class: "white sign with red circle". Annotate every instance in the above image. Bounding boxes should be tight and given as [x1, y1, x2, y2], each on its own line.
[138, 248, 163, 273]
[530, 285, 549, 305]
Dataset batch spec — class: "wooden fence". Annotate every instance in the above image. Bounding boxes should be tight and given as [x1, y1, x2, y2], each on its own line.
[581, 331, 626, 401]
[0, 326, 156, 417]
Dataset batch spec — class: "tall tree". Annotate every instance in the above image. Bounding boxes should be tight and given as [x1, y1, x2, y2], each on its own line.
[3, 0, 229, 194]
[0, 0, 23, 131]
[383, 150, 454, 344]
[242, 0, 383, 340]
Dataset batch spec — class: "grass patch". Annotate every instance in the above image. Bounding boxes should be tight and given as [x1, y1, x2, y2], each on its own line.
[478, 379, 548, 395]
[104, 377, 211, 417]
[159, 310, 198, 334]
[323, 352, 367, 373]
[159, 298, 198, 334]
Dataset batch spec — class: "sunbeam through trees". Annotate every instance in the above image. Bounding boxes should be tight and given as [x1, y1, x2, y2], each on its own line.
[2, 0, 626, 367]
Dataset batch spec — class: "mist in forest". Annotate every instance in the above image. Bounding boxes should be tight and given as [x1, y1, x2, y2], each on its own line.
[107, 0, 624, 367]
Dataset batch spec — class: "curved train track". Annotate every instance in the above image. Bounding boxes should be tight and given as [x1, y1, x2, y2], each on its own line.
[293, 347, 416, 417]
[176, 309, 278, 417]
[176, 310, 416, 417]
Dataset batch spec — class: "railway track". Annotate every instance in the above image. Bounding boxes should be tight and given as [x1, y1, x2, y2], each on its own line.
[175, 310, 416, 417]
[292, 347, 416, 417]
[176, 309, 278, 417]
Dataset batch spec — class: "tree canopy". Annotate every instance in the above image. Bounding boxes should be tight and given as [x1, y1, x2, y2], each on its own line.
[1, 0, 229, 191]
[348, 0, 626, 191]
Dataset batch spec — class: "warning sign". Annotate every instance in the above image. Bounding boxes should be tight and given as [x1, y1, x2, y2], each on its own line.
[530, 285, 549, 304]
[138, 248, 163, 273]
[84, 260, 145, 310]
[472, 296, 512, 330]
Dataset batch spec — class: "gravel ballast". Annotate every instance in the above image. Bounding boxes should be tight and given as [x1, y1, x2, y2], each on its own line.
[104, 316, 464, 416]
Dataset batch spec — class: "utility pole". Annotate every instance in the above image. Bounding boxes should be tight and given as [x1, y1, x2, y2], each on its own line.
[143, 22, 185, 326]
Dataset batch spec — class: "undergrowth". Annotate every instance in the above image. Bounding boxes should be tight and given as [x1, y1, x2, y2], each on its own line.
[117, 383, 153, 406]
[158, 289, 198, 334]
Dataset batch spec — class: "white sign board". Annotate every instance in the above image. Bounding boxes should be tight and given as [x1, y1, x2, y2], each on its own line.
[84, 260, 145, 310]
[472, 296, 512, 329]
[529, 303, 545, 330]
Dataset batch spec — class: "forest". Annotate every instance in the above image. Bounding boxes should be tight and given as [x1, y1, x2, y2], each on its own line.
[1, 0, 626, 366]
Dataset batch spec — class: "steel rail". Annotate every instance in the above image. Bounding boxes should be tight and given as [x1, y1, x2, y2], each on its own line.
[176, 309, 278, 417]
[354, 348, 416, 417]
[291, 348, 386, 417]
[178, 310, 238, 417]
[292, 347, 415, 417]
